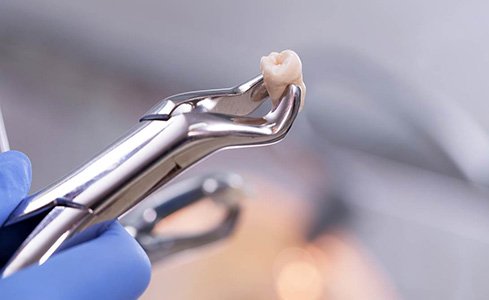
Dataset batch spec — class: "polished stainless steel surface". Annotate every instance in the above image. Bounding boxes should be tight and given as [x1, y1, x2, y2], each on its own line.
[147, 75, 267, 117]
[0, 76, 301, 277]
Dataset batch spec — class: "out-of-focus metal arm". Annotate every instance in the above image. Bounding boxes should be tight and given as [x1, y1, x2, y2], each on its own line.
[0, 105, 9, 152]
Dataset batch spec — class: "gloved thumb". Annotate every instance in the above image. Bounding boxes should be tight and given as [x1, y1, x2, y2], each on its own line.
[0, 151, 31, 224]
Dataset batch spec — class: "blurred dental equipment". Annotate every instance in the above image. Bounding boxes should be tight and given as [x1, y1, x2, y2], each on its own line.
[0, 105, 9, 152]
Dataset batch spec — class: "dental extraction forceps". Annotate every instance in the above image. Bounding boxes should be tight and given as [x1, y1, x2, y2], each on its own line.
[0, 75, 301, 277]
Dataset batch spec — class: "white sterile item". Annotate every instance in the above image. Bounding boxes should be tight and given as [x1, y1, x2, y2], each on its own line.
[260, 50, 306, 110]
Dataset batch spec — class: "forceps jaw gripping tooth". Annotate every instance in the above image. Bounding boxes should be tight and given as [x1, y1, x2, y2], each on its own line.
[0, 75, 301, 278]
[142, 75, 268, 120]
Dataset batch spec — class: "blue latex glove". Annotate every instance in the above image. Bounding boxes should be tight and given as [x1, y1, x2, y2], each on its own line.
[0, 151, 151, 299]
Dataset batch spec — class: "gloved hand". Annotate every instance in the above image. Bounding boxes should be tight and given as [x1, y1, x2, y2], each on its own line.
[0, 151, 151, 299]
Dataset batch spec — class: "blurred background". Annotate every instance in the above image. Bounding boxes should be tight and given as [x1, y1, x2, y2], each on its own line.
[2, 1, 489, 299]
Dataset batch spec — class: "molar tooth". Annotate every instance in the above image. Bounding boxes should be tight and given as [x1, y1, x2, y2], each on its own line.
[260, 50, 306, 110]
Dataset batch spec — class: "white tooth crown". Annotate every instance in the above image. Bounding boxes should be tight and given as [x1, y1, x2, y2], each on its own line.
[260, 49, 306, 110]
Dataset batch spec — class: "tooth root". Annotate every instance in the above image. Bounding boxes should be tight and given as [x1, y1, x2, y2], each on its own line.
[260, 50, 306, 110]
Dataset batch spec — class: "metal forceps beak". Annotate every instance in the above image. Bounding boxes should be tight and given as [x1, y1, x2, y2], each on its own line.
[0, 74, 302, 277]
[121, 173, 244, 263]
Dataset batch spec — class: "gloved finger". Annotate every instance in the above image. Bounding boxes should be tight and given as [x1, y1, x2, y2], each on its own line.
[0, 151, 31, 224]
[0, 221, 151, 300]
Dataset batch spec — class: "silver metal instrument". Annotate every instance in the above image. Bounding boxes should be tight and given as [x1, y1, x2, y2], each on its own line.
[121, 172, 243, 263]
[0, 75, 301, 277]
[0, 105, 9, 152]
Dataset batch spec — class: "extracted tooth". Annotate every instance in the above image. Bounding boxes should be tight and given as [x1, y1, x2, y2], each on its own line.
[260, 50, 306, 110]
